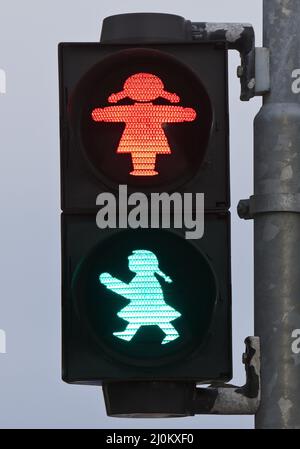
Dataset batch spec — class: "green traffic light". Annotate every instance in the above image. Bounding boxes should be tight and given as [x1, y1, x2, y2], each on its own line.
[72, 228, 219, 366]
[99, 250, 181, 345]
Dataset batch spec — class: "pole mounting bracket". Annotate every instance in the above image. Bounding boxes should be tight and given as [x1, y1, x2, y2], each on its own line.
[238, 194, 300, 220]
[191, 22, 256, 101]
[192, 337, 261, 415]
[191, 23, 270, 99]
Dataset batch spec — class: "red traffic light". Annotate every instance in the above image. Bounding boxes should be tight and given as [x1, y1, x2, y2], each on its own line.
[68, 48, 213, 191]
[91, 72, 197, 177]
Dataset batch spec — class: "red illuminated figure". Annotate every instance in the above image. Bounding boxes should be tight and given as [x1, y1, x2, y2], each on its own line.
[92, 73, 197, 176]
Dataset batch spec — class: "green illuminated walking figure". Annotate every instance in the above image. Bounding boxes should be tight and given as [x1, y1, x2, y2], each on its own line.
[99, 250, 181, 345]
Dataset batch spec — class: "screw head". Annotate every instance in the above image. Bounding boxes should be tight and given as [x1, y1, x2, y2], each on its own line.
[237, 65, 244, 78]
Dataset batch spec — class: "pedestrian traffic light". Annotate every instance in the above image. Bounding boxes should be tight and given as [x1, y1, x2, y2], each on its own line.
[60, 31, 228, 210]
[60, 13, 232, 417]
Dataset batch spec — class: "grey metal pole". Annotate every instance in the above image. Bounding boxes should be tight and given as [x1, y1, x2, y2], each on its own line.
[255, 0, 300, 429]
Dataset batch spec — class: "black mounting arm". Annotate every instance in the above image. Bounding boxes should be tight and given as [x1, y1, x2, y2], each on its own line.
[191, 22, 256, 101]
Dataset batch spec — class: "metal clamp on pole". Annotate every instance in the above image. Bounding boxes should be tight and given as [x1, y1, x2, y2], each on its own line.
[192, 337, 261, 415]
[238, 193, 300, 220]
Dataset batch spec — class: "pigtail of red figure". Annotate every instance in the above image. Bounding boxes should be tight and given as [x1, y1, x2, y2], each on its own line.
[108, 91, 127, 103]
[160, 91, 180, 103]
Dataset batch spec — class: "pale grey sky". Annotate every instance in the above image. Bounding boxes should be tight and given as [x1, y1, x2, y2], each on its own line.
[0, 0, 262, 429]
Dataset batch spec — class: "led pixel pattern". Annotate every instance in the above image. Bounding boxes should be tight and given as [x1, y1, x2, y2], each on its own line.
[99, 250, 181, 345]
[92, 73, 197, 176]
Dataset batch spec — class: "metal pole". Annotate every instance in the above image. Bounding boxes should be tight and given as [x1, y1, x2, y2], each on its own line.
[255, 0, 300, 429]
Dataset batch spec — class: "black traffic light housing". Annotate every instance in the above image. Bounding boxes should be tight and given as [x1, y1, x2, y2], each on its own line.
[60, 13, 232, 417]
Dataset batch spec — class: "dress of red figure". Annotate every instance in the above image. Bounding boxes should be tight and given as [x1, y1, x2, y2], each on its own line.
[91, 73, 197, 176]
